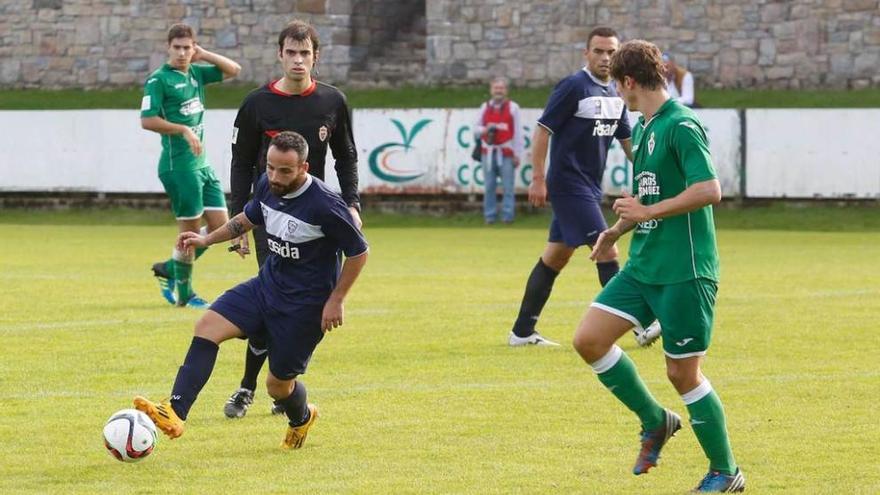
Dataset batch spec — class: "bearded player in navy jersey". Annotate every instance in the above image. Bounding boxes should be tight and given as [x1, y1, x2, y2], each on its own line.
[508, 26, 661, 348]
[224, 20, 362, 418]
[134, 131, 368, 450]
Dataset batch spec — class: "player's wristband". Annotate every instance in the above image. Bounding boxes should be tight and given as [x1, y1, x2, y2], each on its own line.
[348, 201, 361, 212]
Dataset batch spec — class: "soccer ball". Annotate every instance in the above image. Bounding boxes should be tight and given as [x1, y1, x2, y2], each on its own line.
[102, 409, 158, 462]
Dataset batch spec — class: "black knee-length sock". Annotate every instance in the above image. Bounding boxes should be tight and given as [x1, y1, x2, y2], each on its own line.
[596, 260, 620, 287]
[239, 343, 268, 392]
[511, 258, 560, 337]
[169, 336, 219, 420]
[274, 381, 310, 426]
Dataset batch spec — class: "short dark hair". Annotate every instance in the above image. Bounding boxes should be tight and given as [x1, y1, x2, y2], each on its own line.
[610, 40, 666, 90]
[587, 26, 618, 48]
[270, 131, 309, 162]
[167, 23, 195, 44]
[277, 20, 320, 52]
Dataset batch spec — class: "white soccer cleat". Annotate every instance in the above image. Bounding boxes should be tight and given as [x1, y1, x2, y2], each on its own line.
[508, 331, 561, 347]
[633, 321, 662, 347]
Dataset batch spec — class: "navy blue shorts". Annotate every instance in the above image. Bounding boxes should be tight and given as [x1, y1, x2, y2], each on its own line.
[548, 195, 608, 247]
[210, 277, 324, 380]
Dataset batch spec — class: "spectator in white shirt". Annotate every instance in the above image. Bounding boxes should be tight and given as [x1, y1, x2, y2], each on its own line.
[663, 53, 696, 107]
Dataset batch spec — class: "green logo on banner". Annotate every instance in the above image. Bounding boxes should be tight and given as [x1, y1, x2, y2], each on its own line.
[369, 118, 432, 183]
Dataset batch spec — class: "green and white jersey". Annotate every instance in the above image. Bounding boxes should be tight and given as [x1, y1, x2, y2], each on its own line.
[625, 98, 719, 284]
[140, 63, 224, 174]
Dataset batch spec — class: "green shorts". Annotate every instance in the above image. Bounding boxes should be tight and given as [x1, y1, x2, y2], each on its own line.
[159, 167, 227, 220]
[592, 270, 718, 359]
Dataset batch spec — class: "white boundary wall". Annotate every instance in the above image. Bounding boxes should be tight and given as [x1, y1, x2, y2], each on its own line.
[0, 108, 875, 199]
[745, 109, 880, 198]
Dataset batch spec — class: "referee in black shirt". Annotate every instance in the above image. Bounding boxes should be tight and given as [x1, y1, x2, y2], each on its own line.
[224, 19, 361, 419]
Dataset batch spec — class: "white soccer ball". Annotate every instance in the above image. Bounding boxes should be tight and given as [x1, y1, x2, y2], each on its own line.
[102, 409, 158, 462]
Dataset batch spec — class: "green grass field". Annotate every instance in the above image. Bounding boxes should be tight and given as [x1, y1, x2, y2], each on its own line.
[1, 86, 879, 110]
[1, 209, 878, 494]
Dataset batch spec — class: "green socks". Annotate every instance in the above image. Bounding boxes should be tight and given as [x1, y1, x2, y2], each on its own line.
[169, 226, 210, 304]
[682, 380, 737, 475]
[592, 346, 666, 431]
[195, 226, 209, 260]
[591, 346, 738, 475]
[173, 259, 193, 303]
[171, 246, 194, 304]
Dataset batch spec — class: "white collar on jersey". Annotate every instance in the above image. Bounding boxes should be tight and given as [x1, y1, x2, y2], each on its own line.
[582, 67, 611, 88]
[281, 174, 313, 199]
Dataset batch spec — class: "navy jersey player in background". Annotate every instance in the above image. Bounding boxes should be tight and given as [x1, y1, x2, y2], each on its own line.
[134, 131, 368, 450]
[508, 27, 660, 348]
[225, 20, 362, 418]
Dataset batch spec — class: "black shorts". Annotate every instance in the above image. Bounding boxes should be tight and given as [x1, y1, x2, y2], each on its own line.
[210, 277, 325, 380]
[548, 195, 608, 247]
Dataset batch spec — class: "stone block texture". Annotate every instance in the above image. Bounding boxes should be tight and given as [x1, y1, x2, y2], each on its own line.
[2, 0, 878, 89]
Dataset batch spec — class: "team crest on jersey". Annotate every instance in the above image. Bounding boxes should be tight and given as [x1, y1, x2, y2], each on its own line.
[318, 125, 329, 142]
[648, 132, 656, 155]
[287, 219, 300, 237]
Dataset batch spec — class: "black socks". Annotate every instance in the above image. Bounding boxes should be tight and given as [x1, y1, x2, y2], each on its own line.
[274, 381, 310, 427]
[170, 336, 219, 420]
[512, 258, 560, 337]
[596, 260, 620, 287]
[240, 342, 268, 392]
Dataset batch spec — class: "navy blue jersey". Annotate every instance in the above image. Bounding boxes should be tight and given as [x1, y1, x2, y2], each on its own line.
[243, 174, 368, 306]
[537, 69, 632, 200]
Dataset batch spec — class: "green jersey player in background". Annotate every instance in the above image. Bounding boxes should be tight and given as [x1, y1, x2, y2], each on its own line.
[572, 40, 744, 493]
[141, 23, 241, 308]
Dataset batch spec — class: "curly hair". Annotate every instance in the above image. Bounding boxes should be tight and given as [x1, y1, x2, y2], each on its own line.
[610, 40, 666, 90]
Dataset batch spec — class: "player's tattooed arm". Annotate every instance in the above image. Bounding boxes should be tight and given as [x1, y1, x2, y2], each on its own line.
[227, 216, 248, 238]
[198, 213, 254, 247]
[180, 213, 254, 253]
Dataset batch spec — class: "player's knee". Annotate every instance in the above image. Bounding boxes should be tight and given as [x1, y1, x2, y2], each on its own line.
[665, 362, 699, 391]
[192, 313, 231, 344]
[192, 315, 216, 341]
[572, 328, 604, 362]
[265, 374, 295, 400]
[542, 250, 572, 271]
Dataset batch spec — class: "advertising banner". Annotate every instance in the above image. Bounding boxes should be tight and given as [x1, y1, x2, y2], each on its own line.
[1, 108, 741, 197]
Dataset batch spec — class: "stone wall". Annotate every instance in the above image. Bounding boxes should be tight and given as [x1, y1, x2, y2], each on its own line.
[2, 0, 879, 90]
[0, 0, 358, 89]
[426, 0, 880, 89]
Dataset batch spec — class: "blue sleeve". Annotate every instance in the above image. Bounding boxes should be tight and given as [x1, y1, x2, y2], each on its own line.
[322, 198, 368, 257]
[615, 105, 632, 140]
[243, 176, 267, 225]
[537, 76, 577, 134]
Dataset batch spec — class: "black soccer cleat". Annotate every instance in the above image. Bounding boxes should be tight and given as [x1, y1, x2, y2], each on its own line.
[224, 388, 255, 419]
[151, 261, 176, 305]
